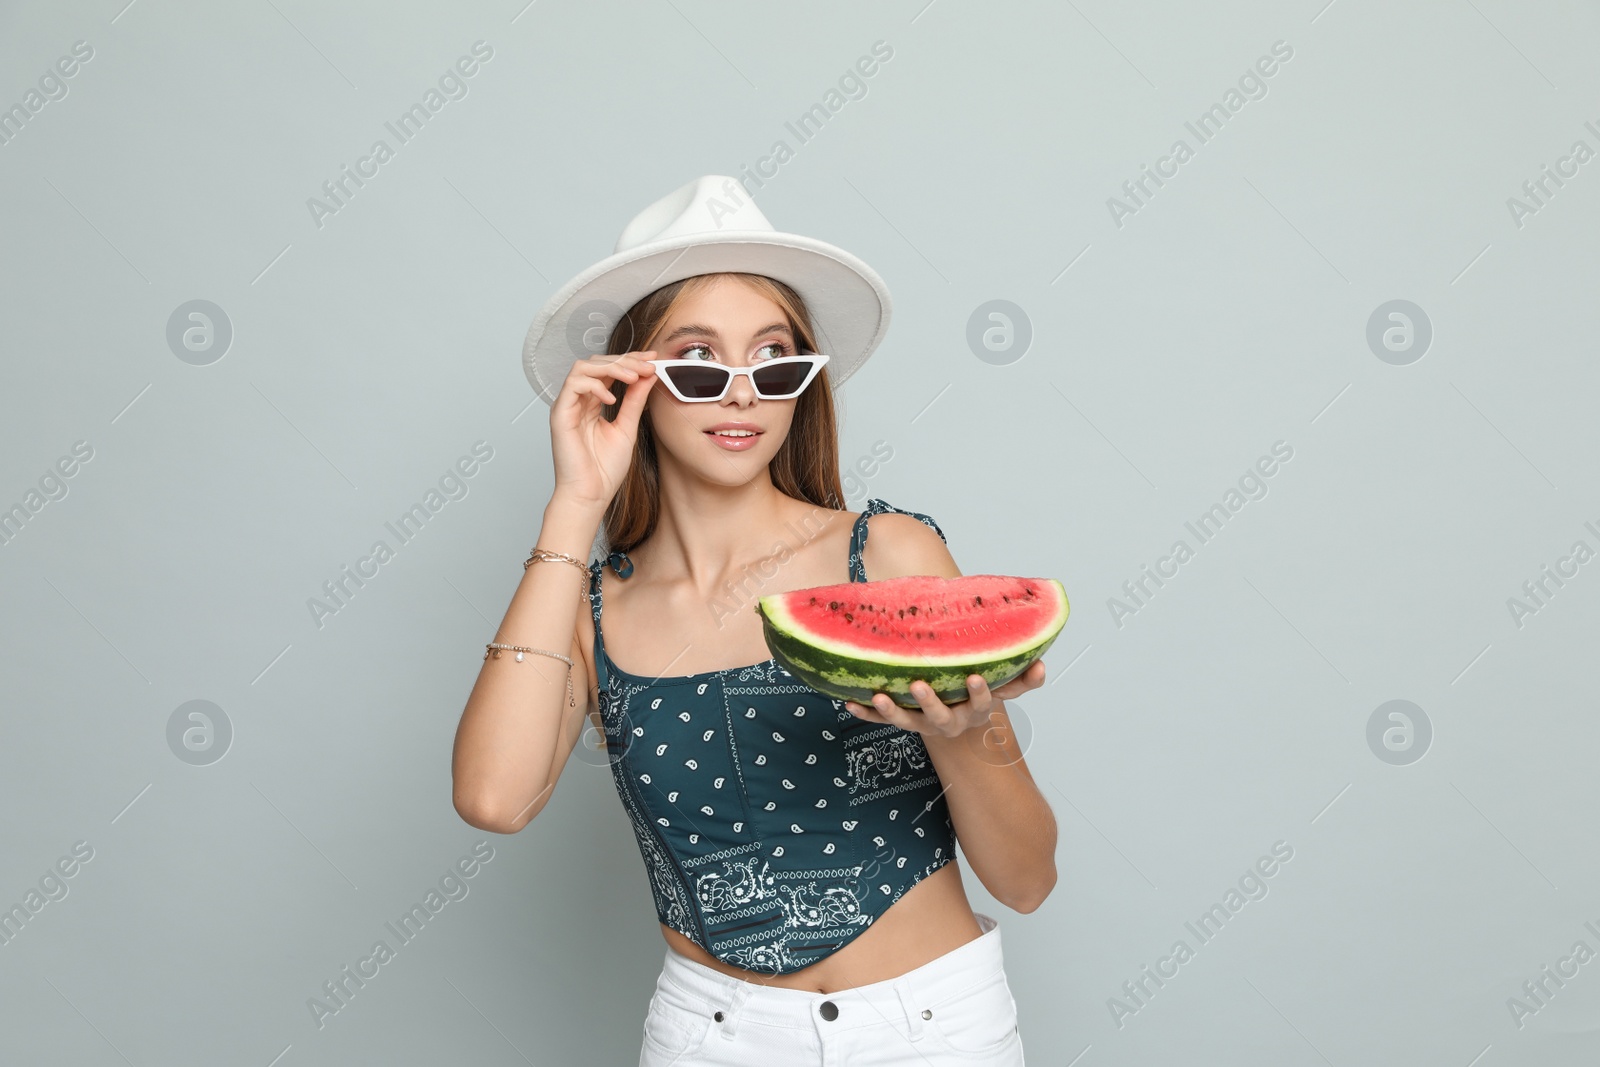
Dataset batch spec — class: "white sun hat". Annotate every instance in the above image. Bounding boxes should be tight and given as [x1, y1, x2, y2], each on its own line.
[522, 174, 892, 403]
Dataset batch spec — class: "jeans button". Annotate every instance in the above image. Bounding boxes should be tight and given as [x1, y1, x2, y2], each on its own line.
[714, 1011, 724, 1022]
[819, 1000, 838, 1021]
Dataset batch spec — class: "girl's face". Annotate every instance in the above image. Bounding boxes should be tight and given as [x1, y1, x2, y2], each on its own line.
[645, 276, 804, 483]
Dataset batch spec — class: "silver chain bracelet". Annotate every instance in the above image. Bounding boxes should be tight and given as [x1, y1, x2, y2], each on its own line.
[484, 643, 576, 707]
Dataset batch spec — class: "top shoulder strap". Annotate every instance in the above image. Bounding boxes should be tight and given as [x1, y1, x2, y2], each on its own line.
[586, 559, 609, 695]
[848, 498, 947, 582]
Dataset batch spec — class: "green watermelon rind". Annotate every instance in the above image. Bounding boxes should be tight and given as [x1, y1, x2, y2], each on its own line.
[758, 577, 1069, 710]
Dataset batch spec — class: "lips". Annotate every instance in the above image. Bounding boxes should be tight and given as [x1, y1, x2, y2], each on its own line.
[705, 427, 763, 451]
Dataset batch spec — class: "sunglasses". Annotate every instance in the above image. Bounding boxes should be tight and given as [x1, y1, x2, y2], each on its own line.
[650, 354, 830, 403]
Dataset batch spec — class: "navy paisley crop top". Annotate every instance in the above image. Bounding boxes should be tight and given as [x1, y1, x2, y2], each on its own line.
[585, 498, 959, 975]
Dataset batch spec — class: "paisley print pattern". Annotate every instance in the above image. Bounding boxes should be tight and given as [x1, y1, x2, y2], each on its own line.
[586, 498, 958, 975]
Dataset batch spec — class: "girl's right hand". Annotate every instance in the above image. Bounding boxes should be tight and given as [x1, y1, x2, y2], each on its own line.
[549, 351, 660, 510]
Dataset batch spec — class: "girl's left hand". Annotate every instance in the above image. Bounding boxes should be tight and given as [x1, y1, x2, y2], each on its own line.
[843, 659, 1047, 739]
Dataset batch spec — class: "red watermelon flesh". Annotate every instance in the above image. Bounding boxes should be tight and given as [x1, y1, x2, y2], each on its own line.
[756, 574, 1069, 708]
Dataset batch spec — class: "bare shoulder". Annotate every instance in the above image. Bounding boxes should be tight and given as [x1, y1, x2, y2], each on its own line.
[774, 501, 855, 559]
[859, 510, 960, 581]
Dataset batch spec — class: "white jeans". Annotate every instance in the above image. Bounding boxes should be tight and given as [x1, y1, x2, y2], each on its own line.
[638, 911, 1026, 1066]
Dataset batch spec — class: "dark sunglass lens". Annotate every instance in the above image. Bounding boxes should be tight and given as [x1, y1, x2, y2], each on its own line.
[752, 359, 811, 397]
[660, 364, 732, 399]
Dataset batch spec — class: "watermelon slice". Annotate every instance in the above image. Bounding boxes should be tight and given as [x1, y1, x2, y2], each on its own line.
[756, 574, 1069, 709]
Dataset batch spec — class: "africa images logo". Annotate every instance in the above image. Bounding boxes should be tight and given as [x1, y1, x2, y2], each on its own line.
[305, 41, 494, 229]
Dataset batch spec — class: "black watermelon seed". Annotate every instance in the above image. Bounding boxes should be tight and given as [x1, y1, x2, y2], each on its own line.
[844, 612, 853, 622]
[975, 595, 983, 606]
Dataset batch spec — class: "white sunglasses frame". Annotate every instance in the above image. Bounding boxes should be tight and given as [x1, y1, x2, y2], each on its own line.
[649, 354, 831, 403]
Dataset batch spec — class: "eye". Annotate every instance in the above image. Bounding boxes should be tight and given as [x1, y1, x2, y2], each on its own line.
[677, 340, 792, 361]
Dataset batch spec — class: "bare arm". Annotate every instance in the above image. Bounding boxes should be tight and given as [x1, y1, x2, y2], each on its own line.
[856, 513, 1060, 912]
[450, 348, 661, 834]
[450, 492, 606, 834]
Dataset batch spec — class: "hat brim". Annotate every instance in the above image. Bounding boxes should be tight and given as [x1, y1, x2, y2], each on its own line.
[523, 230, 890, 404]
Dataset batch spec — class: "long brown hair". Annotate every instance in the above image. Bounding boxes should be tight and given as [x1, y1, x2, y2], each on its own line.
[598, 272, 845, 558]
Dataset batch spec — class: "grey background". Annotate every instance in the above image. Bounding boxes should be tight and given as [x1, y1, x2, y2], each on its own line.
[2, 0, 1598, 1064]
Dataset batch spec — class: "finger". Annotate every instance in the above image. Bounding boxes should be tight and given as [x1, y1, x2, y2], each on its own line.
[612, 352, 661, 380]
[911, 679, 959, 731]
[617, 364, 657, 418]
[577, 352, 648, 377]
[992, 661, 1045, 701]
[572, 356, 612, 377]
[867, 692, 924, 733]
[595, 356, 657, 407]
[579, 379, 617, 405]
[594, 365, 642, 393]
[844, 700, 883, 726]
[907, 679, 945, 714]
[1019, 659, 1046, 689]
[559, 377, 610, 414]
[966, 674, 991, 706]
[846, 692, 905, 722]
[609, 350, 658, 371]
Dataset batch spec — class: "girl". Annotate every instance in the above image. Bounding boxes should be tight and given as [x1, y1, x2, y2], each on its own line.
[453, 175, 1056, 1065]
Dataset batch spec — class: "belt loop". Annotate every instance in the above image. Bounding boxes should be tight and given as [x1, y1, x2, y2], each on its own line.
[895, 979, 926, 1040]
[720, 984, 753, 1039]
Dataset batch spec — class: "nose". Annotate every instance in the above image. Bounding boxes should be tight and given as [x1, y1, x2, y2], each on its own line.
[724, 368, 759, 406]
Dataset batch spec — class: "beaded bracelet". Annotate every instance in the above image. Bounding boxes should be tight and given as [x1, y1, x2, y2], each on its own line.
[484, 643, 576, 707]
[498, 549, 592, 707]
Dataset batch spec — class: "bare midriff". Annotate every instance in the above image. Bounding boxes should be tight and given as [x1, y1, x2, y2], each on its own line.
[658, 860, 984, 993]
